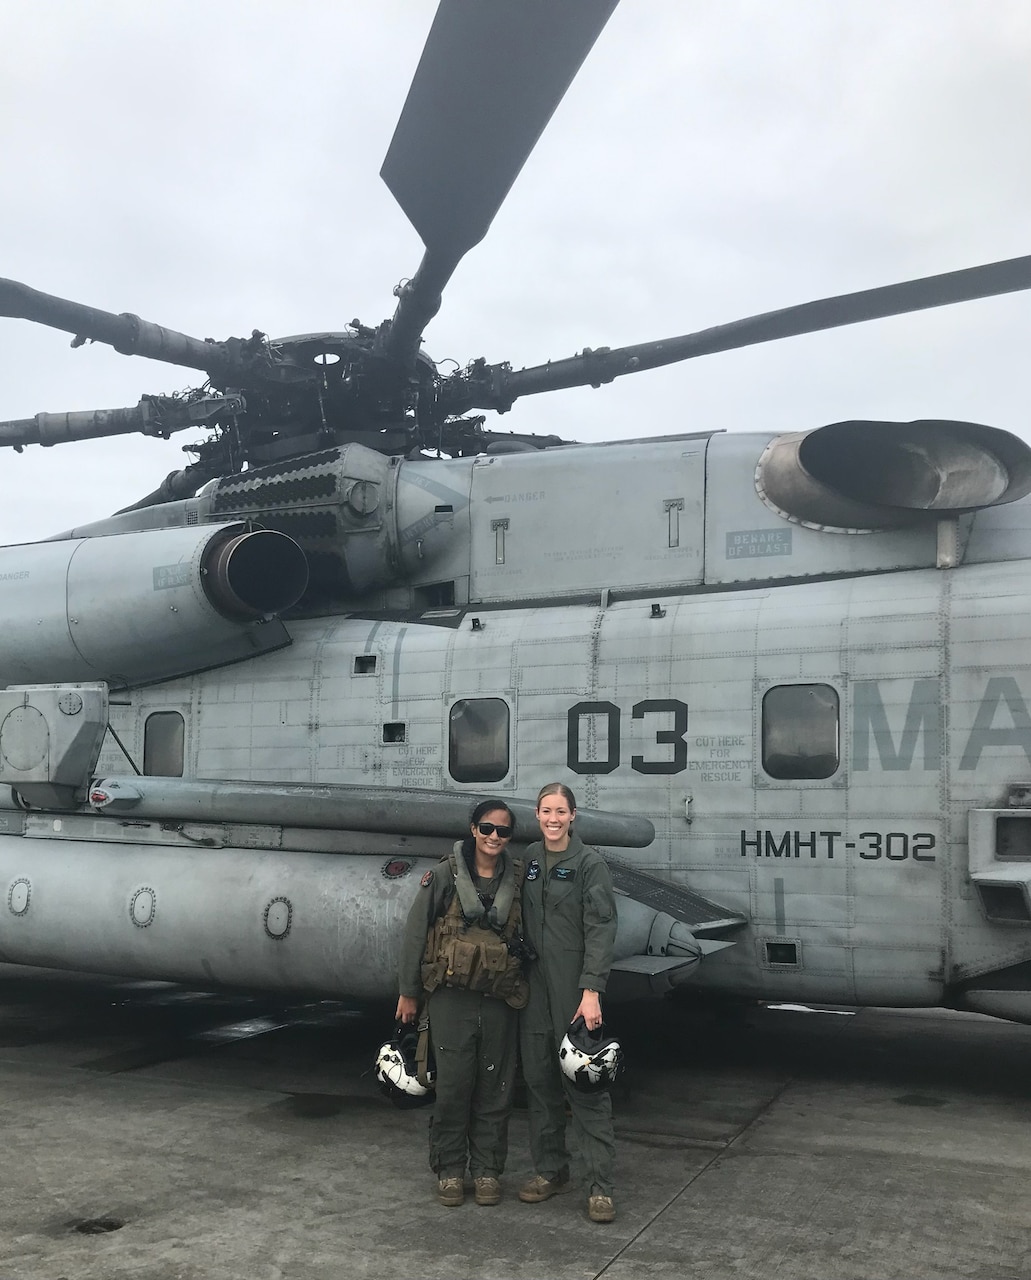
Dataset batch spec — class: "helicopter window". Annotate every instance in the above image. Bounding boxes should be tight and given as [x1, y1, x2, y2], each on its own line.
[143, 712, 185, 777]
[383, 722, 406, 744]
[765, 941, 799, 966]
[761, 684, 839, 780]
[448, 698, 510, 784]
[354, 655, 377, 675]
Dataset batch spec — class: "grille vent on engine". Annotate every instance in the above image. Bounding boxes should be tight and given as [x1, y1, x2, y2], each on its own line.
[213, 471, 339, 511]
[208, 448, 370, 610]
[211, 448, 343, 510]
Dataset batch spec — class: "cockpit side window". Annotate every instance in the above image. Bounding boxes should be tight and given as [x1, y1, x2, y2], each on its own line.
[448, 698, 510, 783]
[143, 711, 185, 777]
[762, 684, 839, 779]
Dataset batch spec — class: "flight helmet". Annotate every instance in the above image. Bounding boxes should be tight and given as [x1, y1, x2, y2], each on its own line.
[558, 1014, 624, 1092]
[375, 1024, 435, 1109]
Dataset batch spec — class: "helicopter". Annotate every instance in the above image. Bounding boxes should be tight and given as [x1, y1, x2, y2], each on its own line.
[3, 0, 1031, 1022]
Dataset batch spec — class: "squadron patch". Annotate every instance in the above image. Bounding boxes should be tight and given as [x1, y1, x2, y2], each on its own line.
[525, 859, 540, 882]
[421, 870, 434, 888]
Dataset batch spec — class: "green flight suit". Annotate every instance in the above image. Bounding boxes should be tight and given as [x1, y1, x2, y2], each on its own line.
[519, 832, 618, 1196]
[397, 844, 520, 1180]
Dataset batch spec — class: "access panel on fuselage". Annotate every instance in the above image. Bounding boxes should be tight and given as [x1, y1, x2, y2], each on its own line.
[468, 438, 707, 603]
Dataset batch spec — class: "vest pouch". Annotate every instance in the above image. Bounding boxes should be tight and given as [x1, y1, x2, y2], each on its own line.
[420, 958, 446, 993]
[477, 943, 508, 974]
[442, 937, 483, 990]
[497, 967, 530, 1010]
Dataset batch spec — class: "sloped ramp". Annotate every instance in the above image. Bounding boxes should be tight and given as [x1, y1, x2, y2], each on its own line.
[606, 856, 747, 935]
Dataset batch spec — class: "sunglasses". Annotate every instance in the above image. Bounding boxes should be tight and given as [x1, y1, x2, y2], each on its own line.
[476, 822, 513, 839]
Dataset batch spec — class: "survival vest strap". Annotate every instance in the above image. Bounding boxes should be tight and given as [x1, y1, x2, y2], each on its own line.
[415, 1007, 433, 1089]
[451, 844, 519, 930]
[421, 851, 529, 1009]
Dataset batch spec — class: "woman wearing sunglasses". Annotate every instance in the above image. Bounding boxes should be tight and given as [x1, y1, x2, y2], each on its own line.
[396, 799, 528, 1208]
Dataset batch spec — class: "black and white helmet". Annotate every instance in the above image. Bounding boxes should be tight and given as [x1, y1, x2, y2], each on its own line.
[558, 1015, 624, 1092]
[375, 1025, 435, 1109]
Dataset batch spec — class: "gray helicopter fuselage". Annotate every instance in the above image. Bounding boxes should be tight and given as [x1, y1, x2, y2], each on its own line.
[2, 426, 1031, 1017]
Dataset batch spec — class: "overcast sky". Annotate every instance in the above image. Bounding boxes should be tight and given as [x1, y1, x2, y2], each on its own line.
[2, 1, 1030, 544]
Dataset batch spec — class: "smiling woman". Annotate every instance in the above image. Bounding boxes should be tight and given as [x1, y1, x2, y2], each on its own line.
[518, 782, 619, 1224]
[393, 797, 527, 1208]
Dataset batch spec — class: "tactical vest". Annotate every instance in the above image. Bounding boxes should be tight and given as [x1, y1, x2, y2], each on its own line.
[421, 849, 529, 1009]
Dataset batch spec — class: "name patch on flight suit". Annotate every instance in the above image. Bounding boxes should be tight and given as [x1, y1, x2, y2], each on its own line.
[552, 866, 576, 881]
[525, 860, 540, 881]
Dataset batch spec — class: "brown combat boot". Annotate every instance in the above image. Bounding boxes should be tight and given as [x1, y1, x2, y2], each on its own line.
[587, 1192, 615, 1223]
[473, 1176, 502, 1206]
[518, 1171, 572, 1203]
[437, 1176, 464, 1207]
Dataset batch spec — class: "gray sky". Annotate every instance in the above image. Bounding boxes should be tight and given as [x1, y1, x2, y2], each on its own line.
[2, 1, 1030, 544]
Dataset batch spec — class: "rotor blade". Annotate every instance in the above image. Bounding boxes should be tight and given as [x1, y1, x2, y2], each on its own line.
[0, 394, 244, 450]
[465, 254, 1031, 410]
[379, 0, 617, 365]
[0, 404, 159, 449]
[0, 278, 303, 394]
[0, 277, 238, 375]
[382, 0, 618, 264]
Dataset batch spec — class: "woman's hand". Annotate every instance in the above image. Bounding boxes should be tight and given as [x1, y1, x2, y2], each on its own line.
[395, 994, 418, 1024]
[574, 989, 602, 1030]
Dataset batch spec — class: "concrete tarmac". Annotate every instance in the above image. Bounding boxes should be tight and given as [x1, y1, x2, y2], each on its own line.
[1, 971, 1030, 1280]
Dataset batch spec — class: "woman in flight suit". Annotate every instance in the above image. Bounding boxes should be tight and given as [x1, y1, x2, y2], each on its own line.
[517, 782, 619, 1224]
[396, 799, 527, 1208]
